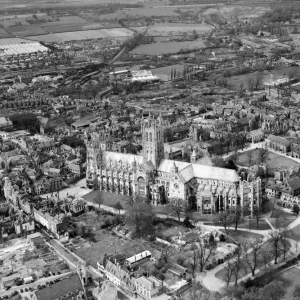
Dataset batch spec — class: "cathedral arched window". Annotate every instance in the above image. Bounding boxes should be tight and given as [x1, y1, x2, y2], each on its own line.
[150, 132, 152, 142]
[146, 132, 149, 141]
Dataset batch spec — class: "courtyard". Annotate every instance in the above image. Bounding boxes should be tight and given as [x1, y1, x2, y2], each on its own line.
[235, 149, 300, 175]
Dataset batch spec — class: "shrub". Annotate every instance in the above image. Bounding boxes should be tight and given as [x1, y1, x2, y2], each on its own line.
[219, 234, 226, 242]
[177, 256, 185, 266]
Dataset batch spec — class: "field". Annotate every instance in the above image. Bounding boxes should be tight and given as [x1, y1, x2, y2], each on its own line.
[268, 208, 296, 229]
[0, 37, 30, 45]
[276, 267, 300, 299]
[203, 5, 270, 18]
[0, 18, 29, 28]
[42, 23, 103, 34]
[28, 28, 133, 42]
[148, 23, 212, 34]
[0, 29, 12, 39]
[223, 229, 263, 244]
[124, 7, 180, 17]
[235, 149, 300, 176]
[229, 66, 300, 89]
[42, 16, 88, 27]
[83, 190, 129, 208]
[96, 12, 127, 21]
[7, 25, 48, 36]
[131, 40, 205, 55]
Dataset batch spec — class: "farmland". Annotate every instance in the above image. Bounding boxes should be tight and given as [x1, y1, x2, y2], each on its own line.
[7, 25, 48, 36]
[0, 29, 12, 39]
[148, 23, 212, 35]
[0, 37, 30, 45]
[151, 64, 186, 81]
[124, 7, 180, 17]
[28, 28, 133, 42]
[131, 40, 206, 55]
[203, 5, 270, 18]
[42, 23, 104, 34]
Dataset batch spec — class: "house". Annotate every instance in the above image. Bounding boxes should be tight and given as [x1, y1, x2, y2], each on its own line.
[265, 134, 291, 153]
[291, 143, 300, 158]
[125, 250, 152, 267]
[135, 276, 160, 300]
[32, 274, 85, 300]
[67, 162, 82, 175]
[248, 129, 264, 143]
[1, 274, 20, 290]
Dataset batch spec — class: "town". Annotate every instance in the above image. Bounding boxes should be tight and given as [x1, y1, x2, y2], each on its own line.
[1, 0, 300, 300]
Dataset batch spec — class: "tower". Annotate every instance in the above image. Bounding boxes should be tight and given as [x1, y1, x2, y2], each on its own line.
[142, 114, 164, 169]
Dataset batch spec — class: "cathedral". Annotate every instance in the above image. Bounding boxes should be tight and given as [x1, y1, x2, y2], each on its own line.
[86, 115, 261, 214]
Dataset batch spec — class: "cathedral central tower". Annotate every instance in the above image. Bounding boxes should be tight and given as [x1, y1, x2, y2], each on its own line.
[141, 114, 164, 169]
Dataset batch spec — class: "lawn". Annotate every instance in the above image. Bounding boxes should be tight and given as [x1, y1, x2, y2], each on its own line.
[289, 224, 300, 242]
[83, 190, 129, 208]
[130, 40, 206, 55]
[236, 149, 300, 176]
[229, 66, 300, 90]
[149, 23, 212, 33]
[155, 218, 190, 239]
[222, 229, 263, 244]
[276, 267, 300, 300]
[238, 219, 271, 231]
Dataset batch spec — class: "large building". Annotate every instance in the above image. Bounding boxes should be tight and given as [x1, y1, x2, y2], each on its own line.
[86, 115, 261, 214]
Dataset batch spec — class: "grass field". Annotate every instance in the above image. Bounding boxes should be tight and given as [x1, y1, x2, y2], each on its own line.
[131, 40, 205, 55]
[42, 16, 88, 26]
[267, 208, 296, 229]
[223, 229, 263, 244]
[289, 224, 300, 242]
[151, 64, 186, 80]
[42, 23, 103, 34]
[83, 190, 130, 208]
[0, 29, 12, 39]
[28, 28, 133, 42]
[229, 66, 300, 89]
[149, 23, 212, 34]
[125, 7, 180, 17]
[236, 149, 300, 176]
[276, 267, 300, 299]
[203, 5, 270, 18]
[7, 25, 48, 36]
[0, 37, 30, 44]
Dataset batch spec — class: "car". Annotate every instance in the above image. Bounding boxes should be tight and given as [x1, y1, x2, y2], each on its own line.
[80, 186, 86, 189]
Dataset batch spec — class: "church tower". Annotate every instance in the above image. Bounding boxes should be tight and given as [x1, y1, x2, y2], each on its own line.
[142, 114, 164, 169]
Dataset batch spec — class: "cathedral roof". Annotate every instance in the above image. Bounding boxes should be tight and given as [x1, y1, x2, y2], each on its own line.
[158, 159, 240, 183]
[105, 151, 144, 165]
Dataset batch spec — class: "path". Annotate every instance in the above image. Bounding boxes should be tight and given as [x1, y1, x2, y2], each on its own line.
[201, 215, 300, 292]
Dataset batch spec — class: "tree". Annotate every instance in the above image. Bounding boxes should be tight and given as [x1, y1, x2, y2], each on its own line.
[293, 204, 300, 216]
[232, 247, 244, 286]
[253, 206, 263, 229]
[231, 205, 243, 231]
[261, 280, 285, 300]
[197, 238, 216, 272]
[125, 199, 155, 237]
[242, 238, 264, 277]
[95, 195, 103, 209]
[186, 281, 210, 300]
[269, 230, 282, 264]
[114, 201, 123, 214]
[293, 285, 300, 300]
[223, 260, 235, 289]
[253, 72, 264, 90]
[168, 198, 184, 222]
[259, 147, 269, 165]
[214, 211, 233, 234]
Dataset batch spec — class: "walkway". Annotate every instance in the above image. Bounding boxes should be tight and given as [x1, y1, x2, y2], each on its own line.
[201, 215, 300, 292]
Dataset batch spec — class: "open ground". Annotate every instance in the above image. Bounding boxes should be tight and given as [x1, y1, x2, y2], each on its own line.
[235, 149, 300, 176]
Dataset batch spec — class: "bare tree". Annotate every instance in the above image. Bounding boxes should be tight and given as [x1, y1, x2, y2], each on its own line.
[230, 205, 243, 231]
[214, 211, 233, 234]
[253, 206, 263, 229]
[168, 198, 184, 222]
[280, 228, 290, 261]
[242, 238, 264, 277]
[189, 243, 198, 277]
[186, 281, 210, 300]
[253, 72, 264, 90]
[259, 146, 269, 165]
[269, 230, 282, 264]
[197, 239, 217, 272]
[223, 260, 235, 289]
[232, 247, 244, 286]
